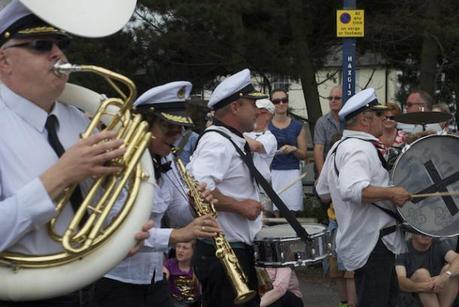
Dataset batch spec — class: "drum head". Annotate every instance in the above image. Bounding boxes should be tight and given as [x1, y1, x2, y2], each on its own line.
[391, 135, 459, 237]
[255, 223, 325, 241]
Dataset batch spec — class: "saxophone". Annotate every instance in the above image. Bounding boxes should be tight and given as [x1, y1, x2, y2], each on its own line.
[174, 157, 256, 305]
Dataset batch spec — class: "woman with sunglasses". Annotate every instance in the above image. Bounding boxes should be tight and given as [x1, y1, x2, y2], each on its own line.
[378, 102, 406, 169]
[268, 89, 308, 217]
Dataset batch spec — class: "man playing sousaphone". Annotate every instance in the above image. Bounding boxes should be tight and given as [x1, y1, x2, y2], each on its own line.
[0, 1, 153, 306]
[95, 82, 220, 307]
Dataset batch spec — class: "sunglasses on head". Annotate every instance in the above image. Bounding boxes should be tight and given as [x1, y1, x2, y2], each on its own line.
[271, 98, 288, 104]
[327, 96, 342, 101]
[3, 38, 71, 53]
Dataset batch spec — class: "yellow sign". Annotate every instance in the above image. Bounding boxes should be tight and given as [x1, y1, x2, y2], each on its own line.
[337, 10, 364, 37]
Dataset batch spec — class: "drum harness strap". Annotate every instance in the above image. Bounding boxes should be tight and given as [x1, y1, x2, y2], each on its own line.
[331, 137, 404, 238]
[196, 126, 311, 242]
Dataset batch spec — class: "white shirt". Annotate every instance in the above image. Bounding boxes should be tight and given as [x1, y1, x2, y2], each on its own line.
[0, 84, 90, 255]
[188, 125, 262, 244]
[316, 130, 405, 271]
[105, 154, 194, 284]
[244, 130, 277, 182]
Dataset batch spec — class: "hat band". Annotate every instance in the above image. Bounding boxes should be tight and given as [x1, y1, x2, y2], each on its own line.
[211, 84, 255, 110]
[135, 101, 187, 113]
[344, 98, 380, 121]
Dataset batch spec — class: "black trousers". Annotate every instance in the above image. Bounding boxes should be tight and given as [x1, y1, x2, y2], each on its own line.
[354, 238, 399, 307]
[192, 240, 260, 307]
[95, 277, 174, 307]
[0, 285, 96, 307]
[266, 291, 303, 307]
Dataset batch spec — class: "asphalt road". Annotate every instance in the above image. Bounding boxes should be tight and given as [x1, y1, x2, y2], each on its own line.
[296, 265, 341, 307]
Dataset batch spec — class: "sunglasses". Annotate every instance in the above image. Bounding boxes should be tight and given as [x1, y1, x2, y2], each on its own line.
[271, 98, 288, 104]
[3, 38, 71, 53]
[327, 96, 342, 101]
[384, 116, 395, 120]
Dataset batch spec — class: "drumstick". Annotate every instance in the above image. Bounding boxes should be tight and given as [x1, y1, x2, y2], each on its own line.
[412, 191, 459, 198]
[276, 172, 308, 195]
[260, 172, 307, 211]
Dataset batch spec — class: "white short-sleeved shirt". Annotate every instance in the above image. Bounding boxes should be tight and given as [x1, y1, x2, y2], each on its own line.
[244, 130, 277, 182]
[316, 130, 406, 271]
[0, 84, 90, 255]
[106, 154, 194, 284]
[188, 125, 262, 244]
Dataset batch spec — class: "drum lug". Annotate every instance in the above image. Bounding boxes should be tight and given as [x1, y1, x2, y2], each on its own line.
[294, 251, 306, 261]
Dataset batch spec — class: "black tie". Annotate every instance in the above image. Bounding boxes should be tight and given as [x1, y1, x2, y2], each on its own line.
[45, 115, 86, 220]
[153, 155, 172, 180]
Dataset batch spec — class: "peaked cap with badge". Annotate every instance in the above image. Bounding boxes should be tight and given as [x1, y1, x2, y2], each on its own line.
[208, 68, 268, 110]
[134, 81, 193, 127]
[0, 0, 69, 45]
[339, 88, 387, 121]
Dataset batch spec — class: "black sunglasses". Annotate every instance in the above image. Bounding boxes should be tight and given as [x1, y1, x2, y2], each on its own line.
[384, 116, 395, 120]
[272, 98, 288, 104]
[3, 38, 71, 53]
[327, 96, 342, 101]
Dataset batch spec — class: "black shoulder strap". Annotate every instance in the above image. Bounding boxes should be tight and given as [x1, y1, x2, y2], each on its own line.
[199, 129, 310, 241]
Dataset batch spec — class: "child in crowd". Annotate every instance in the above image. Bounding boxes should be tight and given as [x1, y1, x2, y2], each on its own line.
[163, 241, 200, 307]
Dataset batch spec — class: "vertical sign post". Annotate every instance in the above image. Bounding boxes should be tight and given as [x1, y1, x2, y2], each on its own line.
[337, 1, 364, 127]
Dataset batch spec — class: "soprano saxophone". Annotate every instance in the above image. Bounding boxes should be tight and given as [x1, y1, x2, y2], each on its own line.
[174, 157, 256, 305]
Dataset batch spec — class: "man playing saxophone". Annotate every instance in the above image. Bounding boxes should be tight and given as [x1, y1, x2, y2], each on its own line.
[0, 1, 152, 306]
[96, 81, 220, 307]
[187, 69, 267, 307]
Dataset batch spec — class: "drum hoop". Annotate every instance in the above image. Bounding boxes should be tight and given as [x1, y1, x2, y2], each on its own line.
[391, 134, 459, 177]
[255, 224, 328, 242]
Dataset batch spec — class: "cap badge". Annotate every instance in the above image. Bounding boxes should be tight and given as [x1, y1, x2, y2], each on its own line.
[177, 86, 186, 99]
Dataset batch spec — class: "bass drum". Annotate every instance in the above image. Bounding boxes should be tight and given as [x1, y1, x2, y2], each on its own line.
[391, 134, 459, 237]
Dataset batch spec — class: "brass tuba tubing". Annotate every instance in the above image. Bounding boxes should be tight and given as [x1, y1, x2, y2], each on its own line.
[49, 62, 141, 253]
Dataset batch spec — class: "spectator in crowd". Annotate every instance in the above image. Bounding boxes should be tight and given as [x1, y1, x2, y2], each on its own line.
[405, 90, 433, 113]
[396, 234, 459, 307]
[432, 103, 452, 134]
[399, 90, 441, 134]
[259, 267, 303, 307]
[378, 102, 406, 169]
[313, 86, 342, 176]
[164, 241, 201, 307]
[268, 89, 308, 217]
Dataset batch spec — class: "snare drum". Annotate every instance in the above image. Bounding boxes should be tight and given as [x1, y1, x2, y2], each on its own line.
[253, 223, 332, 267]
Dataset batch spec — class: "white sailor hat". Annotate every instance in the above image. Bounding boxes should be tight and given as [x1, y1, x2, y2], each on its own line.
[338, 88, 387, 121]
[208, 68, 268, 110]
[134, 81, 193, 126]
[0, 0, 69, 45]
[256, 99, 275, 114]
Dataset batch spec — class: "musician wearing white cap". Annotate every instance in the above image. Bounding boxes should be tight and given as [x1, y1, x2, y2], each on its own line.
[244, 99, 277, 183]
[96, 82, 220, 307]
[0, 1, 152, 306]
[187, 69, 267, 306]
[316, 88, 412, 306]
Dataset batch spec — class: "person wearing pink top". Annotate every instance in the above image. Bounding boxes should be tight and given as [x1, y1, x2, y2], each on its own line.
[260, 267, 303, 307]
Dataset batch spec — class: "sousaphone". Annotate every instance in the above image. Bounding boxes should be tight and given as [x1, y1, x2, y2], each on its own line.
[0, 0, 155, 301]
